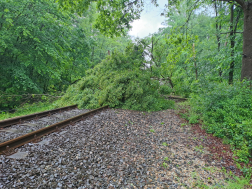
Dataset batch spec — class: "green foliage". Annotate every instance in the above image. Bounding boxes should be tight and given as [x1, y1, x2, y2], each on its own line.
[0, 0, 91, 97]
[162, 142, 168, 146]
[164, 157, 169, 161]
[161, 162, 168, 168]
[57, 0, 143, 37]
[58, 42, 174, 111]
[150, 129, 155, 133]
[0, 101, 57, 121]
[159, 85, 172, 95]
[0, 0, 131, 110]
[190, 81, 252, 164]
[188, 112, 199, 124]
[224, 176, 252, 189]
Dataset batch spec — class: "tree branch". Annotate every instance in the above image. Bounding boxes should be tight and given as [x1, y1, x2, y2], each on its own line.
[212, 0, 245, 8]
[182, 0, 200, 27]
[220, 31, 243, 34]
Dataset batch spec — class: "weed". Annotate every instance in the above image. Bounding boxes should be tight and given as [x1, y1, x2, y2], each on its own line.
[189, 113, 199, 124]
[195, 145, 204, 153]
[164, 157, 169, 161]
[150, 129, 155, 133]
[161, 162, 168, 168]
[180, 113, 189, 120]
[203, 167, 218, 173]
[180, 123, 186, 127]
[162, 142, 168, 147]
[223, 171, 252, 189]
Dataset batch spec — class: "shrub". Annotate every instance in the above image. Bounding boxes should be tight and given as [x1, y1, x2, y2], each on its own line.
[159, 85, 172, 95]
[190, 81, 252, 163]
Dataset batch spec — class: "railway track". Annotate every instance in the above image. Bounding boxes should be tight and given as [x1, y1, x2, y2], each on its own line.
[0, 105, 84, 143]
[0, 105, 109, 155]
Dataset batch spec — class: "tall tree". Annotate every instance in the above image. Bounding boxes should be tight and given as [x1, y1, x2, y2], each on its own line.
[58, 0, 252, 80]
[168, 0, 251, 80]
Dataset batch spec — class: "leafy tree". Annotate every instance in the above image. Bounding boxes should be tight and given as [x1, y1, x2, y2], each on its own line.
[58, 0, 252, 80]
[58, 42, 174, 111]
[78, 2, 132, 66]
[0, 0, 91, 109]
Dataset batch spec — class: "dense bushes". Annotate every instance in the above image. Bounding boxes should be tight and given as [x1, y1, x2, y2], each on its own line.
[190, 81, 252, 163]
[58, 43, 174, 111]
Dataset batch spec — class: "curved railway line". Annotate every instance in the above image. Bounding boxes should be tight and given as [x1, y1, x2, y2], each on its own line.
[0, 105, 109, 155]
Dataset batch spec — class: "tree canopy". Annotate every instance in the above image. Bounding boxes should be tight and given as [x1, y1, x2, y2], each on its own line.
[58, 0, 252, 80]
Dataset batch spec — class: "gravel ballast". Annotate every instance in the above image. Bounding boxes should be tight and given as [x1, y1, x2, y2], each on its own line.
[0, 109, 232, 188]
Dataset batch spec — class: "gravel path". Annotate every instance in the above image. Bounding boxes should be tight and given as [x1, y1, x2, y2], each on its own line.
[0, 109, 89, 143]
[0, 109, 230, 188]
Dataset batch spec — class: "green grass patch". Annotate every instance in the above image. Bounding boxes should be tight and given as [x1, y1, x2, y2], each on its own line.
[0, 101, 57, 120]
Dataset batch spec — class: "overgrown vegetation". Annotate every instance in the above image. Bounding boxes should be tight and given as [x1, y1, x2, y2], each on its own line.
[190, 81, 252, 164]
[0, 101, 57, 120]
[58, 42, 174, 111]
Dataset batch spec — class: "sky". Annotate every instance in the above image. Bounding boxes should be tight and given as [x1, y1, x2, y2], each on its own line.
[129, 0, 167, 38]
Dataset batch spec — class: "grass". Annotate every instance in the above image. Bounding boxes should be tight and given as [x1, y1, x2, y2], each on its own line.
[0, 101, 57, 120]
[181, 123, 187, 127]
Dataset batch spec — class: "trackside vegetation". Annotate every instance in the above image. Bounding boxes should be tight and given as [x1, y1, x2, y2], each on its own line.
[190, 81, 252, 165]
[58, 42, 174, 111]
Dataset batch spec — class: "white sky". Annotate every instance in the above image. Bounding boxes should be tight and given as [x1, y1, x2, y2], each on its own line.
[129, 0, 167, 38]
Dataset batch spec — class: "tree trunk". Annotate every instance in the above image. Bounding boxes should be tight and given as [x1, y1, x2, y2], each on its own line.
[193, 43, 197, 80]
[214, 1, 222, 77]
[229, 4, 235, 84]
[241, 3, 252, 80]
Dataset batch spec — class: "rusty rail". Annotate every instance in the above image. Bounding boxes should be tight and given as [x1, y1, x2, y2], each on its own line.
[0, 106, 109, 155]
[0, 105, 78, 128]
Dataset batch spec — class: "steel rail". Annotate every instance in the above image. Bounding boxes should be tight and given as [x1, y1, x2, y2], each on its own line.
[0, 106, 109, 155]
[0, 105, 78, 128]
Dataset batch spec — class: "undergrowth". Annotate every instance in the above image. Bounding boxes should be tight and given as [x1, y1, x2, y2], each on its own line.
[190, 81, 252, 165]
[0, 101, 57, 120]
[176, 80, 252, 183]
